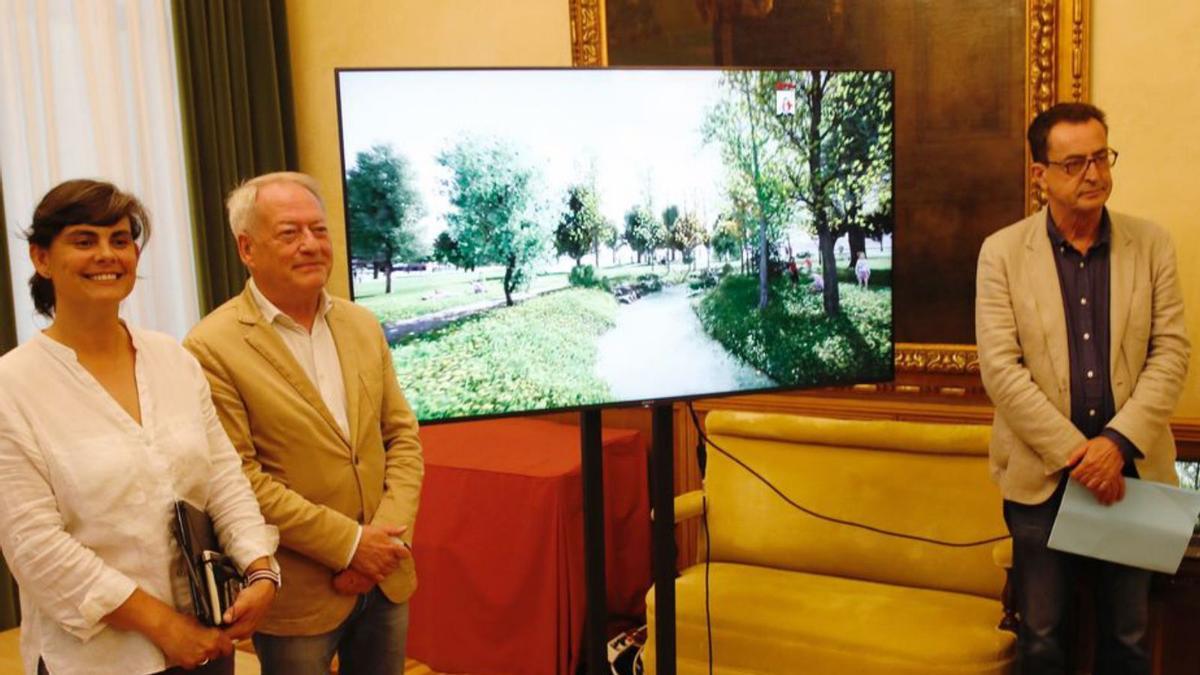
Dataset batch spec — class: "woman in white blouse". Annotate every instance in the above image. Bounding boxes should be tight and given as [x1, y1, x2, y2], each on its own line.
[0, 180, 280, 675]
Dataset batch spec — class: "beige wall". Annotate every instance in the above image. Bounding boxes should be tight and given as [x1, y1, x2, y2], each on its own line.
[1093, 1, 1200, 417]
[284, 0, 571, 299]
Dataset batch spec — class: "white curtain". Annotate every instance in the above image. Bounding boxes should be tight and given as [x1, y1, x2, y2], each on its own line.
[0, 0, 199, 342]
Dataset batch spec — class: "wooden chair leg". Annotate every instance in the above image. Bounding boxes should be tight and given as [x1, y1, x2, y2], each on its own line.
[1000, 569, 1020, 634]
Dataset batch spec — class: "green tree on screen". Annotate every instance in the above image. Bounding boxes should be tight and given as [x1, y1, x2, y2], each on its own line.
[661, 204, 680, 269]
[437, 139, 548, 306]
[757, 70, 893, 315]
[431, 231, 466, 270]
[710, 217, 744, 268]
[703, 72, 789, 310]
[345, 144, 425, 294]
[821, 71, 893, 269]
[555, 184, 602, 268]
[623, 205, 659, 266]
[671, 211, 706, 267]
[597, 216, 620, 266]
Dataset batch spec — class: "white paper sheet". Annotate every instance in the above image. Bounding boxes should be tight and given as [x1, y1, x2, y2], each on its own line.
[1048, 478, 1200, 574]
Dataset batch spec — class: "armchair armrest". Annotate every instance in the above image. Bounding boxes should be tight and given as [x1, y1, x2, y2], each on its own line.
[652, 490, 705, 525]
[674, 491, 705, 524]
[992, 539, 1012, 570]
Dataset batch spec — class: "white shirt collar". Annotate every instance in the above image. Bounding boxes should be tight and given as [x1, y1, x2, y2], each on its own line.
[248, 278, 333, 330]
[34, 321, 144, 364]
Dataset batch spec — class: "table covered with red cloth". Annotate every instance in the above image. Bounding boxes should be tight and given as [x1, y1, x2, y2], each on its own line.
[407, 418, 651, 675]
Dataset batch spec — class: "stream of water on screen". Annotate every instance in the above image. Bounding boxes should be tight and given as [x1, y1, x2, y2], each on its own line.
[594, 283, 775, 401]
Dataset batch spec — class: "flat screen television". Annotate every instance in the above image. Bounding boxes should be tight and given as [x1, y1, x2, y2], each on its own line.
[336, 67, 894, 423]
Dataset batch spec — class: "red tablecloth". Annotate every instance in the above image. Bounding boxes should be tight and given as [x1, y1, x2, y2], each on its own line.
[407, 418, 651, 675]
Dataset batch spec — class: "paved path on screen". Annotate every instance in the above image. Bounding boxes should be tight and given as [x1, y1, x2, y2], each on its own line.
[594, 283, 775, 401]
[382, 283, 568, 342]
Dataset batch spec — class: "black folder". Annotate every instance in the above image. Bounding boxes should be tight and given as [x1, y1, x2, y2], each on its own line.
[171, 500, 242, 626]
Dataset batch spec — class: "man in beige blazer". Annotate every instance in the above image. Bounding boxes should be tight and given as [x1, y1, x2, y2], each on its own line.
[184, 172, 423, 675]
[976, 103, 1189, 675]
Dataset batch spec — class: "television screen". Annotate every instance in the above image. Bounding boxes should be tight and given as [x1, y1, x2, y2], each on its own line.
[337, 68, 894, 423]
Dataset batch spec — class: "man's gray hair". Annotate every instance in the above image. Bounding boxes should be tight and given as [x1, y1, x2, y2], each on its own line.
[226, 171, 325, 239]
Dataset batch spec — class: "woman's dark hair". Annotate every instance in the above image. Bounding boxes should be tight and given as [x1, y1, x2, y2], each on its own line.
[25, 179, 151, 318]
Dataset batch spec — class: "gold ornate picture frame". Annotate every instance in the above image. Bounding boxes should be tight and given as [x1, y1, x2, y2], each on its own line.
[568, 0, 1090, 398]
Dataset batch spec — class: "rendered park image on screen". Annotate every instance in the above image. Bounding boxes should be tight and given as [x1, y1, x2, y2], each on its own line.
[337, 68, 894, 422]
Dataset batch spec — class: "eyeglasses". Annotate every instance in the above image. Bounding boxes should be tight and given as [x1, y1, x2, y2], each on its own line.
[1044, 148, 1119, 177]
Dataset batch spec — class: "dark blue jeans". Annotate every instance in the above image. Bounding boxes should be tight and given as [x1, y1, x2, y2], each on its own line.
[252, 588, 409, 675]
[1004, 480, 1151, 675]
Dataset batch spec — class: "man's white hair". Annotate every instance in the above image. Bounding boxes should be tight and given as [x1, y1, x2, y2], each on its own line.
[226, 171, 325, 239]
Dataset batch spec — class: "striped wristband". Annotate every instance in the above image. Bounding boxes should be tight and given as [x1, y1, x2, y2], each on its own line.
[245, 568, 281, 589]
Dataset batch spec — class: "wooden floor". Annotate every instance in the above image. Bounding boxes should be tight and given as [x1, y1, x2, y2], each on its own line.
[0, 628, 446, 674]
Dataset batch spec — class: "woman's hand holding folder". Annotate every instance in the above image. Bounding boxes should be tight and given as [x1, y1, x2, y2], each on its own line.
[220, 559, 278, 641]
[102, 588, 233, 669]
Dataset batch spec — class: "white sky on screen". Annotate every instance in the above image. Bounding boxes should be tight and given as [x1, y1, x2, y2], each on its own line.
[337, 69, 733, 245]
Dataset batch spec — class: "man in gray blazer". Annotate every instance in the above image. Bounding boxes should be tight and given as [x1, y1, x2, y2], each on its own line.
[976, 103, 1189, 674]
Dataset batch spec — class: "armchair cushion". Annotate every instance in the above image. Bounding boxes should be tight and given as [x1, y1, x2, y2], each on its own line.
[645, 411, 1015, 674]
[701, 411, 1005, 599]
[645, 564, 1013, 675]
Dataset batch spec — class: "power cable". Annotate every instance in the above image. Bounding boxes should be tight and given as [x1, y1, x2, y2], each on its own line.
[682, 402, 1011, 675]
